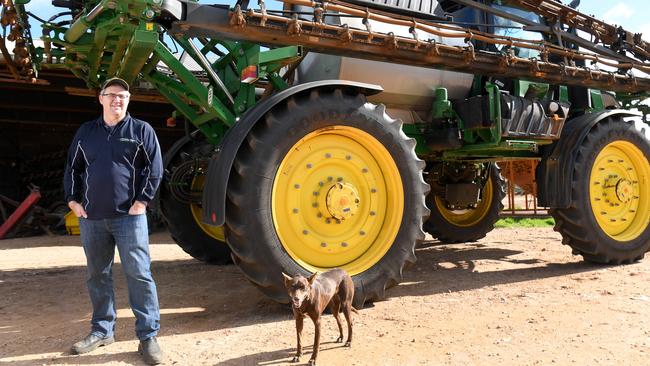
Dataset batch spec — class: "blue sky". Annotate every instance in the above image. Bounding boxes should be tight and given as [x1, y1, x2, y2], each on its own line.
[22, 0, 650, 43]
[577, 1, 650, 38]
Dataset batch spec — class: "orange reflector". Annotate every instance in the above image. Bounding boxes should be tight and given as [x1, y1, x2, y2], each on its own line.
[241, 65, 258, 83]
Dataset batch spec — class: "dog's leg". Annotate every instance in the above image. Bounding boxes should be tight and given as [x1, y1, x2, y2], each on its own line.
[329, 297, 344, 343]
[342, 302, 353, 347]
[308, 315, 321, 366]
[292, 314, 303, 362]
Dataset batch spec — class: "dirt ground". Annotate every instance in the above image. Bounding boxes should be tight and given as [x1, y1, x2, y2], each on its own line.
[2, 228, 650, 366]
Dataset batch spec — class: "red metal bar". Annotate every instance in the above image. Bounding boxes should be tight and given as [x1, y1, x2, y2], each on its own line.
[0, 190, 41, 239]
[500, 160, 549, 217]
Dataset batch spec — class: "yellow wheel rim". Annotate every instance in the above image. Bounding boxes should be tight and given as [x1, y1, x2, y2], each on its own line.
[434, 177, 493, 227]
[589, 141, 650, 241]
[272, 126, 404, 275]
[189, 175, 225, 242]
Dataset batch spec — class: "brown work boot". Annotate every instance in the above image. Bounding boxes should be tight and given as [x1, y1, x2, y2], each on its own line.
[139, 337, 164, 365]
[71, 333, 115, 354]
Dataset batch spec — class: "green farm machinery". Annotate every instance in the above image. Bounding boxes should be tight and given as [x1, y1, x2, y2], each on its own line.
[2, 0, 649, 305]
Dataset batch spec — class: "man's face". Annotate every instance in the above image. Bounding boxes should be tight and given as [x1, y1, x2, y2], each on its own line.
[99, 84, 130, 119]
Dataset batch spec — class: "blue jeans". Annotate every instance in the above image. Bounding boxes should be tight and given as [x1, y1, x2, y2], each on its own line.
[79, 214, 160, 341]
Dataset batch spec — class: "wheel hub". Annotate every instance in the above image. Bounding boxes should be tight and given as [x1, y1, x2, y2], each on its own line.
[614, 179, 633, 204]
[325, 182, 360, 220]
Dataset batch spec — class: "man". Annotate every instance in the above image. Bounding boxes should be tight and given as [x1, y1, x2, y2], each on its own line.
[64, 77, 164, 365]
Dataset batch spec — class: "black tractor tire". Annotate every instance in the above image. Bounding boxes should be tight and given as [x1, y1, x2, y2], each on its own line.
[424, 164, 506, 243]
[160, 136, 231, 264]
[550, 117, 650, 264]
[224, 88, 429, 307]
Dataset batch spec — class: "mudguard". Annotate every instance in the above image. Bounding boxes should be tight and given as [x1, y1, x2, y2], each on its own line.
[201, 80, 383, 226]
[536, 109, 641, 208]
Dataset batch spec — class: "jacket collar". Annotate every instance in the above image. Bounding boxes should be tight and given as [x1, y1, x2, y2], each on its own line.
[96, 112, 131, 127]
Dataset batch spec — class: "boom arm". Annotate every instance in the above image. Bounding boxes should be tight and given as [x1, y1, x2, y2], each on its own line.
[171, 0, 650, 93]
[3, 0, 650, 131]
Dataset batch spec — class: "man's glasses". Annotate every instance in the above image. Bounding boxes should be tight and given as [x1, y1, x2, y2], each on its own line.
[101, 93, 130, 100]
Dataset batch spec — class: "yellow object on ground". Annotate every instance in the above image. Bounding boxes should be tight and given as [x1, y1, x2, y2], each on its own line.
[64, 211, 80, 235]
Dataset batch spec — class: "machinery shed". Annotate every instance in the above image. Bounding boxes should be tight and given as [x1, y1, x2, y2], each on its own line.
[0, 65, 182, 235]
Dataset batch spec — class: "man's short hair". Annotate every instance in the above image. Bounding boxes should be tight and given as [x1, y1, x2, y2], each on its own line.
[101, 77, 130, 92]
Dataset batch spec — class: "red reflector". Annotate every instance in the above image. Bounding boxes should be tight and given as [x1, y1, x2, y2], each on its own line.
[211, 212, 217, 223]
[241, 65, 258, 83]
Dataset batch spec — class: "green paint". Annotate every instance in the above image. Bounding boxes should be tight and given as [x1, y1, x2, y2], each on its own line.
[401, 124, 428, 155]
[431, 88, 454, 119]
[589, 89, 605, 111]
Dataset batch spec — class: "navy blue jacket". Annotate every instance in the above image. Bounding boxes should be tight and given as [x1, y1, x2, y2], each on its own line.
[64, 113, 163, 219]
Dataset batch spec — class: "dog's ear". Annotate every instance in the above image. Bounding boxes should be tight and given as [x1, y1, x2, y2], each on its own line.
[307, 271, 319, 285]
[282, 272, 292, 287]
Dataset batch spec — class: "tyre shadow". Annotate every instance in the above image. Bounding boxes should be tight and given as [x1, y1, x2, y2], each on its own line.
[388, 238, 606, 298]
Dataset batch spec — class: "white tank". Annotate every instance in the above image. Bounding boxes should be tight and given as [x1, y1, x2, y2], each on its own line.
[296, 9, 475, 123]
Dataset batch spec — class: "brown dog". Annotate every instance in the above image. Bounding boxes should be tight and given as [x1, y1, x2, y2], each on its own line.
[283, 268, 357, 365]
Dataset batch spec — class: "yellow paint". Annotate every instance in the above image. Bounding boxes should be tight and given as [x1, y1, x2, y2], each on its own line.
[435, 177, 493, 227]
[589, 141, 650, 241]
[190, 175, 225, 242]
[272, 126, 403, 274]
